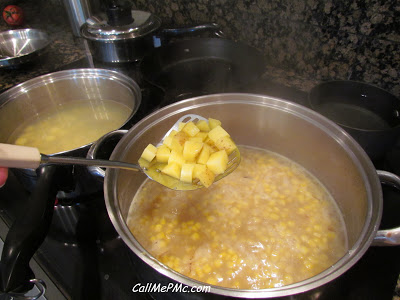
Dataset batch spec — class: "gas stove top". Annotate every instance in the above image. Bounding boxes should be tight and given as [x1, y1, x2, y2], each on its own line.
[0, 56, 399, 300]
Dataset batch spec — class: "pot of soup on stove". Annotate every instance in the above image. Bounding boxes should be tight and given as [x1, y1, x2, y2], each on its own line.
[102, 93, 400, 298]
[0, 68, 142, 295]
[0, 68, 141, 195]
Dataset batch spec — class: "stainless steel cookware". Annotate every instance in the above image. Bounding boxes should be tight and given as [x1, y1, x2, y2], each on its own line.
[0, 68, 141, 195]
[80, 2, 224, 63]
[0, 68, 142, 294]
[80, 9, 162, 63]
[0, 29, 50, 68]
[103, 93, 400, 298]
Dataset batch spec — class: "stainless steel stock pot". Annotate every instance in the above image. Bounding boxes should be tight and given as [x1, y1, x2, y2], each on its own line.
[102, 93, 400, 298]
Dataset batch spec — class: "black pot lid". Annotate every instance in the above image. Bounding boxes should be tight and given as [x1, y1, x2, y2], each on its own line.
[80, 10, 161, 41]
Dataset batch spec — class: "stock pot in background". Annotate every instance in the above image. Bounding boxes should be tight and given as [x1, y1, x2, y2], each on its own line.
[80, 1, 225, 63]
[102, 93, 400, 298]
[0, 68, 141, 295]
[309, 80, 400, 160]
[0, 68, 141, 196]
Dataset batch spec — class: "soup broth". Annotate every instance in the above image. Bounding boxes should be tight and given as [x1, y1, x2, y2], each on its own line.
[8, 100, 131, 154]
[128, 146, 348, 289]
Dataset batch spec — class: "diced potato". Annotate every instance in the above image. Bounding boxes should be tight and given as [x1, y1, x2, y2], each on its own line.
[140, 144, 157, 162]
[193, 164, 215, 188]
[156, 145, 171, 163]
[168, 150, 185, 166]
[182, 121, 200, 137]
[194, 132, 208, 141]
[214, 136, 237, 155]
[183, 140, 203, 161]
[208, 125, 230, 143]
[163, 136, 183, 153]
[208, 118, 222, 129]
[196, 120, 211, 132]
[197, 144, 211, 165]
[178, 122, 186, 131]
[206, 150, 228, 175]
[162, 162, 181, 179]
[174, 131, 189, 146]
[193, 164, 206, 179]
[204, 137, 219, 152]
[180, 163, 195, 183]
[188, 137, 203, 143]
[138, 157, 151, 169]
[140, 116, 235, 188]
[168, 130, 178, 138]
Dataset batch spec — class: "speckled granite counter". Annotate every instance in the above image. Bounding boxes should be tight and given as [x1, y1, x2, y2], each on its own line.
[0, 30, 320, 96]
[0, 33, 86, 92]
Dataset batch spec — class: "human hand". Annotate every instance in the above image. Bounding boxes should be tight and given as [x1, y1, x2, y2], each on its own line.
[0, 167, 8, 188]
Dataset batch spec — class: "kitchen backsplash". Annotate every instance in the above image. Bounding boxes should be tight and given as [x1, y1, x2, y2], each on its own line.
[0, 0, 399, 96]
[133, 0, 400, 96]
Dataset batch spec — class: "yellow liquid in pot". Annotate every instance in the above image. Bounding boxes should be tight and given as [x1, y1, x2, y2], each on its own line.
[8, 100, 132, 154]
[128, 146, 348, 289]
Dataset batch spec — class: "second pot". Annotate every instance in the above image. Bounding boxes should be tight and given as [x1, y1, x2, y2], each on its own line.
[308, 80, 400, 160]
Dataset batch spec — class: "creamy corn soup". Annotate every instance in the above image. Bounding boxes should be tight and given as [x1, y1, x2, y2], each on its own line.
[128, 146, 347, 289]
[8, 100, 131, 154]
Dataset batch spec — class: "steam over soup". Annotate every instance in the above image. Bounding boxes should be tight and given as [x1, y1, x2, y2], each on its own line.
[8, 100, 131, 154]
[128, 146, 347, 289]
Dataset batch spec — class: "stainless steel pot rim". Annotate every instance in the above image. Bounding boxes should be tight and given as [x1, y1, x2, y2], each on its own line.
[0, 68, 140, 103]
[0, 29, 50, 65]
[104, 93, 382, 298]
[81, 10, 161, 41]
[0, 68, 142, 156]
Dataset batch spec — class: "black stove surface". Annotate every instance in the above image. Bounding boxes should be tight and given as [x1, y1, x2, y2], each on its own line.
[0, 57, 399, 300]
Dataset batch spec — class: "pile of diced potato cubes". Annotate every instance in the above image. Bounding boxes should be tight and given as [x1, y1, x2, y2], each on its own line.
[139, 118, 237, 187]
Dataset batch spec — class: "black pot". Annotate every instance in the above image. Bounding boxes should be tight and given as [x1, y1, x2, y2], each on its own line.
[308, 80, 400, 160]
[139, 38, 266, 103]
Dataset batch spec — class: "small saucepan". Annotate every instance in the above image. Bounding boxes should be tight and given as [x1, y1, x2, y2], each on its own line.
[308, 80, 400, 160]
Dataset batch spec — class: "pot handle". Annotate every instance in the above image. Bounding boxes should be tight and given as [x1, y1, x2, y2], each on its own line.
[160, 23, 225, 38]
[0, 165, 58, 294]
[87, 129, 128, 180]
[372, 170, 400, 246]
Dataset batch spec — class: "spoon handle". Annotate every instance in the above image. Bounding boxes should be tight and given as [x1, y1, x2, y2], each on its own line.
[0, 143, 141, 172]
[0, 143, 41, 169]
[42, 155, 142, 172]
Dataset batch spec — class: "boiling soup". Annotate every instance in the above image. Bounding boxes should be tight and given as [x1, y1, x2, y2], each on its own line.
[128, 146, 347, 289]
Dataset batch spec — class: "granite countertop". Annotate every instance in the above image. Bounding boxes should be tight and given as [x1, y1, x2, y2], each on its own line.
[0, 31, 86, 92]
[0, 28, 321, 96]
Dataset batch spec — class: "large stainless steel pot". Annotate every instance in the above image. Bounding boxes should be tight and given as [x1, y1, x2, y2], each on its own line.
[0, 68, 141, 295]
[0, 68, 141, 196]
[103, 93, 400, 298]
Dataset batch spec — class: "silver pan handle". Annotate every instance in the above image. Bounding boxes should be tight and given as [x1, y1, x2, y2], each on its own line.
[372, 170, 400, 246]
[161, 23, 225, 38]
[86, 130, 128, 180]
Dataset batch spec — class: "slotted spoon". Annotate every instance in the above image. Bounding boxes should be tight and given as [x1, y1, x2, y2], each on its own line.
[0, 114, 241, 190]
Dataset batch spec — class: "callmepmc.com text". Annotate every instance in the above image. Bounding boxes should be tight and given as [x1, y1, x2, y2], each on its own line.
[132, 283, 211, 293]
